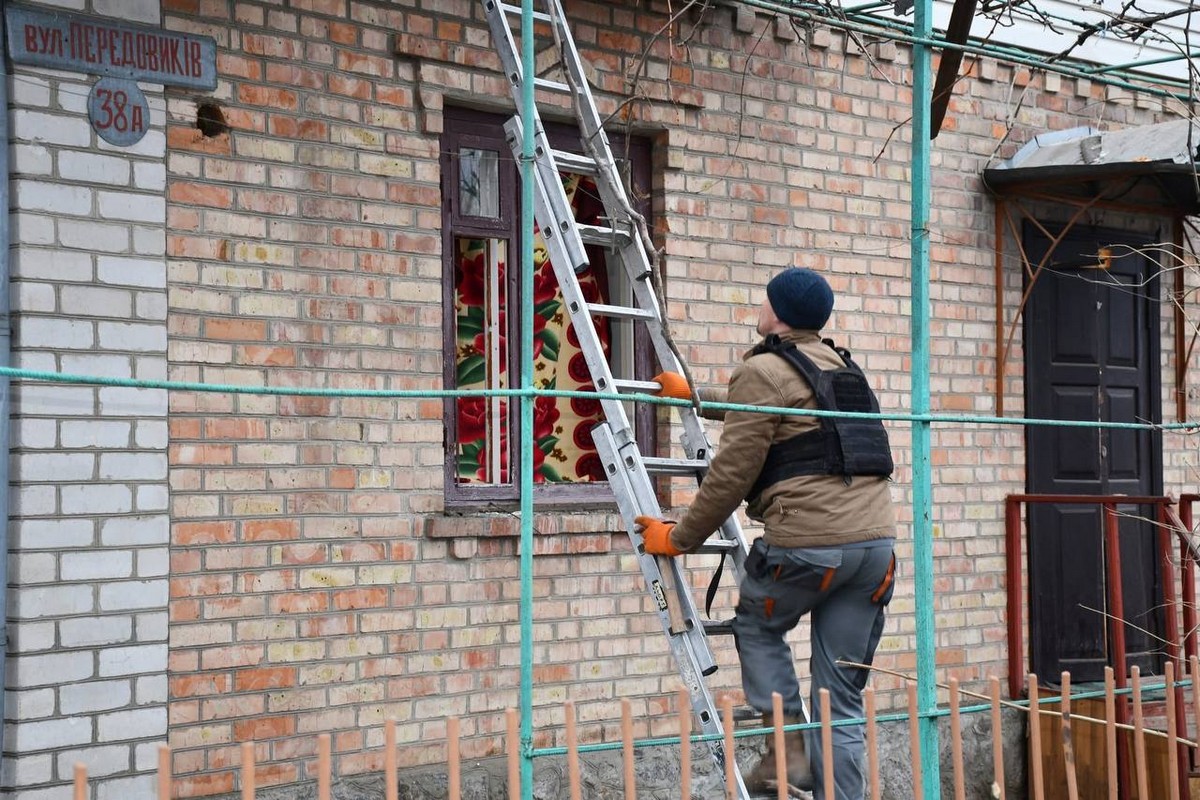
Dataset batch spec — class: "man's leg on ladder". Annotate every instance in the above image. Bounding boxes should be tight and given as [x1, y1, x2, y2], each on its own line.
[807, 545, 894, 800]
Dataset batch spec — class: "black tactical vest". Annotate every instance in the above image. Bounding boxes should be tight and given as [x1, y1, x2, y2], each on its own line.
[746, 335, 893, 504]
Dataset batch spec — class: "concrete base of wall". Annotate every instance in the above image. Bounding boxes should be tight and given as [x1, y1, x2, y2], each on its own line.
[232, 708, 1026, 800]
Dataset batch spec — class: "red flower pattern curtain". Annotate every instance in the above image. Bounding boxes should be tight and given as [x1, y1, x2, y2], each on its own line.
[454, 173, 611, 485]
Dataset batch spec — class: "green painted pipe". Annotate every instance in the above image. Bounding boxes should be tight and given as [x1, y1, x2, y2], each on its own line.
[0, 366, 1195, 430]
[910, 0, 943, 792]
[519, 1, 536, 797]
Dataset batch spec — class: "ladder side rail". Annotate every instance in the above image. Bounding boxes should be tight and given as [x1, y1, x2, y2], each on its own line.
[500, 121, 637, 446]
[594, 422, 752, 800]
[593, 425, 718, 676]
[502, 120, 592, 274]
[485, 19, 592, 274]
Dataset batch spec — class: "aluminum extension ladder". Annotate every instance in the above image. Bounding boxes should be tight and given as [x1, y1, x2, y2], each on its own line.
[481, 1, 761, 796]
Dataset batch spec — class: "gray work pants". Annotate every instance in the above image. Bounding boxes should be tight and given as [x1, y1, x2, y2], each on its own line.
[732, 539, 895, 800]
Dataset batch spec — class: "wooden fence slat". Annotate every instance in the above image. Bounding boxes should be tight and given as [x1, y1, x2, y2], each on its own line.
[1166, 660, 1180, 800]
[820, 688, 834, 800]
[772, 692, 786, 800]
[950, 678, 965, 800]
[507, 709, 520, 800]
[1028, 674, 1045, 800]
[678, 688, 691, 800]
[1061, 672, 1078, 800]
[385, 719, 397, 800]
[565, 701, 581, 800]
[1132, 667, 1149, 800]
[73, 762, 87, 800]
[448, 716, 461, 800]
[865, 687, 880, 800]
[1105, 667, 1118, 800]
[1192, 655, 1200, 750]
[623, 699, 636, 800]
[990, 676, 1006, 800]
[907, 682, 922, 800]
[157, 743, 171, 800]
[722, 696, 736, 800]
[318, 733, 331, 800]
[241, 742, 255, 800]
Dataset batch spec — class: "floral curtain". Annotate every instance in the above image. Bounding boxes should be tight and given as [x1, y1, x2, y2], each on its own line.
[454, 174, 612, 485]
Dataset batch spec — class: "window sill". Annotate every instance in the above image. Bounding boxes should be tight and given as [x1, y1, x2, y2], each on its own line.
[424, 510, 628, 558]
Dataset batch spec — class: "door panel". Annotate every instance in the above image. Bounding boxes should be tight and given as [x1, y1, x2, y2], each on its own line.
[1024, 224, 1162, 684]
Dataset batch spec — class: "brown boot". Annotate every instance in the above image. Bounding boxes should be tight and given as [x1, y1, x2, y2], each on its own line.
[745, 715, 813, 794]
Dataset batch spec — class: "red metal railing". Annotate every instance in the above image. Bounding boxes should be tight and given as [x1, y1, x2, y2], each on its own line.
[1006, 493, 1198, 800]
[1181, 495, 1199, 665]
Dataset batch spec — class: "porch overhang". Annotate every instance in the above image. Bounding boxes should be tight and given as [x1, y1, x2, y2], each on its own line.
[982, 119, 1200, 215]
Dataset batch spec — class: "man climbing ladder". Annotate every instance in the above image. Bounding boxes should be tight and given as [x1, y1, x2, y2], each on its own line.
[638, 268, 898, 800]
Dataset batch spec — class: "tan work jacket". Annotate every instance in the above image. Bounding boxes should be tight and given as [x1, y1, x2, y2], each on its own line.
[668, 330, 896, 552]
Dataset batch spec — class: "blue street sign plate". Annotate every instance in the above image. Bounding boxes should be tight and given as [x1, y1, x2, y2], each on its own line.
[5, 4, 217, 90]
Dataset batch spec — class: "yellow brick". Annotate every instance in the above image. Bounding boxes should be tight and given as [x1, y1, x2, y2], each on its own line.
[358, 154, 413, 178]
[267, 641, 326, 662]
[298, 568, 356, 588]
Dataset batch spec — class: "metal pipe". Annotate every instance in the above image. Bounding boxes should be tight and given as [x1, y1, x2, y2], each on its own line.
[994, 199, 1005, 416]
[1005, 498, 1024, 699]
[910, 0, 941, 789]
[1086, 49, 1200, 75]
[518, 1, 536, 798]
[0, 0, 13, 765]
[1175, 218, 1187, 423]
[1103, 504, 1128, 690]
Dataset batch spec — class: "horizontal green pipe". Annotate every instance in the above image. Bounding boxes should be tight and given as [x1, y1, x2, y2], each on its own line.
[1086, 49, 1200, 74]
[0, 366, 1196, 432]
[737, 0, 1195, 98]
[530, 677, 1194, 757]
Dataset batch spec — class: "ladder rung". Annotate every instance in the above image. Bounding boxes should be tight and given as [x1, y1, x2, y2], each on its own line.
[642, 456, 707, 475]
[534, 76, 572, 93]
[695, 540, 739, 555]
[552, 149, 598, 176]
[614, 378, 666, 395]
[702, 619, 735, 637]
[495, 2, 553, 23]
[585, 303, 655, 322]
[578, 223, 632, 248]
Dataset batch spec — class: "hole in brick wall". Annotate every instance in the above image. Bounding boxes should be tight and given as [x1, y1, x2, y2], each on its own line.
[196, 102, 228, 138]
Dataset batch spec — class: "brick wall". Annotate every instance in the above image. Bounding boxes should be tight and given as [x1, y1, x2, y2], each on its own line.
[153, 0, 1197, 795]
[4, 1, 171, 796]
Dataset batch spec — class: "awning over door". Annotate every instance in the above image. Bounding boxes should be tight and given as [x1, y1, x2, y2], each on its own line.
[983, 119, 1200, 214]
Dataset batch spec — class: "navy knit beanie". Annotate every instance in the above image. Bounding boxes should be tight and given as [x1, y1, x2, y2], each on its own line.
[766, 268, 834, 330]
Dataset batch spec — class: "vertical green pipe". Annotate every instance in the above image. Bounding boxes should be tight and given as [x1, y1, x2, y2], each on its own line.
[910, 0, 940, 792]
[518, 1, 536, 798]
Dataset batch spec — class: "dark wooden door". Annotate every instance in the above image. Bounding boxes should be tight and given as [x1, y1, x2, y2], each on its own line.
[1024, 224, 1163, 683]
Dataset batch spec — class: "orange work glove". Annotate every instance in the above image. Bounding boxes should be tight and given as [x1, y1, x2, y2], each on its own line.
[634, 515, 684, 557]
[652, 371, 692, 400]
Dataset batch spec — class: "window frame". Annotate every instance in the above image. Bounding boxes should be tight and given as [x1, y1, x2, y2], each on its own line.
[440, 105, 655, 510]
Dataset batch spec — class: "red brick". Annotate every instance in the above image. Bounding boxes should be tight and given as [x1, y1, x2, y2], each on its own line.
[242, 519, 299, 542]
[331, 588, 388, 610]
[234, 715, 296, 741]
[172, 772, 235, 797]
[270, 592, 329, 614]
[205, 319, 267, 341]
[169, 182, 233, 209]
[175, 521, 235, 545]
[238, 85, 299, 110]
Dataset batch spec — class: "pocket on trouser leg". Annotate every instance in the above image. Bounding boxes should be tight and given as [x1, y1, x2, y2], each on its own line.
[871, 553, 896, 606]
